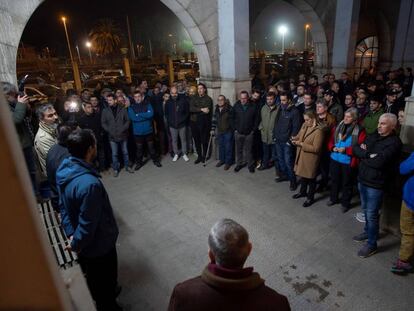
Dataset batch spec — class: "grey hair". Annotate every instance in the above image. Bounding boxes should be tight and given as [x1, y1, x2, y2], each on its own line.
[345, 107, 359, 121]
[1, 81, 18, 95]
[36, 103, 55, 120]
[208, 219, 249, 268]
[380, 113, 398, 129]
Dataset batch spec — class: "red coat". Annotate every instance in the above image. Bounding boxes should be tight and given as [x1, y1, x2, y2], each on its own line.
[168, 264, 291, 311]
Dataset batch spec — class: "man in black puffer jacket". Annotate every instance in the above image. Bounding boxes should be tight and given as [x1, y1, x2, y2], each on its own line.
[232, 90, 259, 173]
[352, 113, 402, 258]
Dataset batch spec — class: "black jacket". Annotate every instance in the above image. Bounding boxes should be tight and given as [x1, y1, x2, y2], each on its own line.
[78, 112, 103, 142]
[165, 95, 190, 129]
[353, 132, 402, 189]
[273, 104, 302, 143]
[151, 93, 165, 131]
[232, 101, 259, 135]
[101, 105, 130, 142]
[213, 104, 233, 134]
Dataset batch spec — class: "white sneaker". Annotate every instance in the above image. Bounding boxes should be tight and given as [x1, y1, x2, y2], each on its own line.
[172, 154, 179, 162]
[355, 212, 366, 223]
[183, 154, 189, 162]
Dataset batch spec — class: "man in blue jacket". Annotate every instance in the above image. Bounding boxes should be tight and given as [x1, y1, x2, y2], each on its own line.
[391, 151, 414, 274]
[56, 128, 121, 311]
[128, 91, 162, 170]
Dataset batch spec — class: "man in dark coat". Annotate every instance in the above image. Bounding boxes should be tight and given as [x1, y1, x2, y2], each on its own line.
[78, 101, 106, 172]
[273, 92, 302, 190]
[352, 113, 402, 258]
[101, 93, 133, 177]
[57, 129, 121, 311]
[189, 83, 213, 164]
[168, 219, 290, 311]
[232, 91, 259, 173]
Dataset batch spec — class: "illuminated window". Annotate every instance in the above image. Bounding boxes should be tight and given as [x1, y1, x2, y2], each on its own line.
[354, 36, 378, 76]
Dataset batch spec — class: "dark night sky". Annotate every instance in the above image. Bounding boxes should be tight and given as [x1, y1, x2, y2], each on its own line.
[21, 0, 190, 57]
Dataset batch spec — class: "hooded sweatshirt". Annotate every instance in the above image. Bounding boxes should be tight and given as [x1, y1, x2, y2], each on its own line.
[56, 157, 118, 258]
[400, 152, 414, 211]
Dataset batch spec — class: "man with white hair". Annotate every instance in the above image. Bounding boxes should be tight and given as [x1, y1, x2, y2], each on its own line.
[353, 113, 402, 258]
[168, 219, 290, 310]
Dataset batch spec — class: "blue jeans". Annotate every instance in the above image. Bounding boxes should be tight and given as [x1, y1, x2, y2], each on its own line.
[110, 140, 129, 171]
[358, 182, 384, 248]
[217, 132, 233, 165]
[275, 142, 296, 182]
[262, 143, 277, 169]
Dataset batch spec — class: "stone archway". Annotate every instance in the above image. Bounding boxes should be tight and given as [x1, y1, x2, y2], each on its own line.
[250, 0, 329, 73]
[0, 0, 216, 84]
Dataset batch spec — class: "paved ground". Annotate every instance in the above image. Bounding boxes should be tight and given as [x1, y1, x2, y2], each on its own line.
[102, 154, 414, 311]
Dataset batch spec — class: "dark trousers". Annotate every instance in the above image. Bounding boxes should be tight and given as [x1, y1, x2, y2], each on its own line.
[217, 131, 234, 165]
[329, 160, 356, 208]
[299, 177, 317, 200]
[96, 139, 106, 171]
[275, 142, 296, 182]
[318, 151, 331, 188]
[135, 133, 157, 164]
[78, 247, 119, 311]
[261, 143, 277, 169]
[235, 131, 254, 167]
[191, 121, 210, 160]
[23, 146, 39, 196]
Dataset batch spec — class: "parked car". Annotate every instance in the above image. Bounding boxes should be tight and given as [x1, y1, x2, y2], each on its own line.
[91, 69, 124, 80]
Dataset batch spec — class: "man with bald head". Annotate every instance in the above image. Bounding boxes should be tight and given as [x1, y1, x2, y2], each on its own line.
[168, 219, 290, 310]
[353, 113, 402, 258]
[165, 86, 190, 162]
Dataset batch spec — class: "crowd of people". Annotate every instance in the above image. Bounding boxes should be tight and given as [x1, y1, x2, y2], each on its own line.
[3, 65, 414, 310]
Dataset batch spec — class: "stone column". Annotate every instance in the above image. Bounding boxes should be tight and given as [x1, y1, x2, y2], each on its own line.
[331, 0, 361, 77]
[392, 0, 414, 68]
[217, 0, 251, 104]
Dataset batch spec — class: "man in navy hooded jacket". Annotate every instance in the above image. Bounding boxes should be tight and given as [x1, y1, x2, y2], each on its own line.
[56, 128, 121, 311]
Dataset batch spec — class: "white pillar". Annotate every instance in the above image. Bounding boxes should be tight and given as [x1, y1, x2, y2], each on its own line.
[392, 0, 414, 68]
[331, 0, 361, 76]
[218, 0, 251, 104]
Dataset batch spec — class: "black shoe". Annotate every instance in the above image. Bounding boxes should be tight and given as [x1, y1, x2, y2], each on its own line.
[194, 157, 202, 164]
[275, 176, 288, 183]
[258, 165, 267, 171]
[326, 200, 338, 207]
[303, 199, 314, 207]
[224, 164, 231, 171]
[216, 161, 225, 168]
[248, 165, 255, 173]
[341, 205, 350, 213]
[234, 165, 243, 172]
[290, 181, 298, 191]
[153, 161, 162, 168]
[134, 163, 143, 171]
[292, 193, 306, 199]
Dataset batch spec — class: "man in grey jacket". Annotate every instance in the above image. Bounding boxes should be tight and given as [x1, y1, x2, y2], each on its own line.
[101, 93, 133, 177]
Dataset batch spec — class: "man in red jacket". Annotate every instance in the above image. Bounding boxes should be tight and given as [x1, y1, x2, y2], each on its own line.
[168, 219, 291, 311]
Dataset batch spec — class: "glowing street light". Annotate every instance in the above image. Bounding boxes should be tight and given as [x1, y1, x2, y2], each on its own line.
[278, 25, 288, 53]
[304, 24, 311, 50]
[86, 41, 92, 63]
[61, 16, 74, 63]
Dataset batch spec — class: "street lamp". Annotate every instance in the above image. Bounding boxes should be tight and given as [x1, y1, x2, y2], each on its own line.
[278, 25, 288, 54]
[86, 41, 92, 63]
[304, 24, 311, 50]
[61, 16, 74, 64]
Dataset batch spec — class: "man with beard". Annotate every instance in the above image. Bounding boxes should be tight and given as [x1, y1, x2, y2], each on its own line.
[34, 103, 59, 177]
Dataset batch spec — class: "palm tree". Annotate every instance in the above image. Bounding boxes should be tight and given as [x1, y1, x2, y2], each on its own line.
[89, 19, 123, 63]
